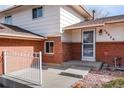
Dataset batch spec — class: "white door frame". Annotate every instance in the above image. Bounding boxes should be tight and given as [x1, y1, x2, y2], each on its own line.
[81, 29, 96, 61]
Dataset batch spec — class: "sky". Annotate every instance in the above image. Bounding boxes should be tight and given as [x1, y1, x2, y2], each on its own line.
[85, 5, 124, 16]
[0, 5, 12, 10]
[0, 5, 124, 17]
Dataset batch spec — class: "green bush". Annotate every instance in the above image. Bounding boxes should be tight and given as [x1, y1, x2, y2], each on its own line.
[102, 78, 124, 88]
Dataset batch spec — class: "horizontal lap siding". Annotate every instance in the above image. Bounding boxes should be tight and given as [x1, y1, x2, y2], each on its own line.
[60, 6, 84, 29]
[13, 6, 60, 36]
[60, 6, 84, 42]
[0, 5, 60, 36]
[96, 42, 124, 65]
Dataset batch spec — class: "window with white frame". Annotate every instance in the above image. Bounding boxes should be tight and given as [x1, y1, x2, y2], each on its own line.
[45, 41, 54, 54]
[5, 15, 12, 24]
[32, 7, 43, 19]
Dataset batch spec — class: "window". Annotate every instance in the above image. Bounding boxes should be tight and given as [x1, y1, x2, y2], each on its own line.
[45, 41, 54, 54]
[5, 15, 12, 24]
[32, 7, 43, 19]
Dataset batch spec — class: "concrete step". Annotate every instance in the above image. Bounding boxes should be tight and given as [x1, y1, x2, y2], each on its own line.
[82, 61, 103, 70]
[59, 66, 91, 78]
[63, 61, 103, 70]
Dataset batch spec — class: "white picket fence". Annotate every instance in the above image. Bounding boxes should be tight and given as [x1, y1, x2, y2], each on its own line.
[3, 51, 42, 86]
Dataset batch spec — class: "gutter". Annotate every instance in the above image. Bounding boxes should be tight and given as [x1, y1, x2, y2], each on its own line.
[64, 24, 104, 30]
[0, 33, 46, 41]
[79, 5, 93, 19]
[64, 19, 124, 30]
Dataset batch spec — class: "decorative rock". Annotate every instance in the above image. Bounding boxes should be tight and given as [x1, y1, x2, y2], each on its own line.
[71, 70, 124, 88]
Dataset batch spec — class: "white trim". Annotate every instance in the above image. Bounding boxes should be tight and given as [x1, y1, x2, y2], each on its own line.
[3, 51, 7, 74]
[32, 6, 44, 20]
[64, 24, 104, 30]
[0, 35, 44, 41]
[39, 51, 42, 86]
[81, 29, 96, 61]
[4, 15, 13, 25]
[32, 6, 43, 19]
[44, 41, 54, 54]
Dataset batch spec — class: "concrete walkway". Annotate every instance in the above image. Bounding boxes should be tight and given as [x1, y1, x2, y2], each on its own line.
[41, 66, 90, 88]
[41, 60, 103, 88]
[42, 70, 79, 88]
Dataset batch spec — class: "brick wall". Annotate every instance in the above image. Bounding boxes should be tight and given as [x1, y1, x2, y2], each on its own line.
[62, 43, 81, 61]
[43, 37, 63, 64]
[96, 42, 124, 65]
[71, 43, 82, 60]
[0, 37, 82, 74]
[62, 43, 72, 61]
[2, 37, 123, 73]
[0, 38, 43, 74]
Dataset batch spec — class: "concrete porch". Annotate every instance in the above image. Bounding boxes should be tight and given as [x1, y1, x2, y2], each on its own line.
[64, 61, 103, 70]
[44, 60, 103, 71]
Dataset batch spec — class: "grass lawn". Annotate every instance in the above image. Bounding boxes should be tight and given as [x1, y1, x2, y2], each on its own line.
[101, 78, 124, 88]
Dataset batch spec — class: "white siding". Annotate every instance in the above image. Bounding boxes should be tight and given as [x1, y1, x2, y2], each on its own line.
[61, 30, 72, 42]
[60, 6, 84, 42]
[72, 29, 82, 42]
[0, 5, 60, 37]
[96, 22, 124, 42]
[0, 5, 86, 38]
[0, 16, 4, 23]
[62, 22, 124, 43]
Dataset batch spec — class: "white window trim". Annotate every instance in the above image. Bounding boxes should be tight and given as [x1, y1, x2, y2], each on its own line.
[81, 29, 96, 61]
[32, 6, 43, 20]
[44, 41, 54, 54]
[5, 15, 12, 24]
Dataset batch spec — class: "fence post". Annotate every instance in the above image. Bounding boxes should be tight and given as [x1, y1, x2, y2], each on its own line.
[3, 51, 7, 74]
[39, 51, 42, 86]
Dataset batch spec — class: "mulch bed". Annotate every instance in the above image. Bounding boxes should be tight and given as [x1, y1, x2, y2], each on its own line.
[71, 70, 124, 88]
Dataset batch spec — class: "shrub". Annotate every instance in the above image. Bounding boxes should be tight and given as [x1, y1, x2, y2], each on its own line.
[102, 78, 124, 88]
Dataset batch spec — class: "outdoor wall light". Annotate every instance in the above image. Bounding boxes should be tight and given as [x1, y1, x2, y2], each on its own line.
[99, 29, 103, 35]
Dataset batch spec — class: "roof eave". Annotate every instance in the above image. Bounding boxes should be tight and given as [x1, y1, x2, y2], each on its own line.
[64, 24, 104, 30]
[0, 5, 22, 13]
[0, 23, 46, 40]
[0, 34, 45, 41]
[64, 18, 124, 30]
[70, 5, 92, 20]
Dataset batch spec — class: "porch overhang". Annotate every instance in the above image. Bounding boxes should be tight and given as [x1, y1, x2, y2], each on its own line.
[64, 24, 104, 30]
[64, 15, 124, 31]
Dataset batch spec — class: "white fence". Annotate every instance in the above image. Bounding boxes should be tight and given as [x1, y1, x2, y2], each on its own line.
[3, 51, 42, 86]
